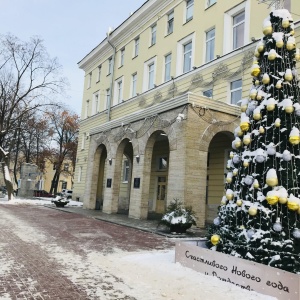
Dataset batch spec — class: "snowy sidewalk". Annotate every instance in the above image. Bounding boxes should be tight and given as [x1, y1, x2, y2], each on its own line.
[0, 203, 277, 300]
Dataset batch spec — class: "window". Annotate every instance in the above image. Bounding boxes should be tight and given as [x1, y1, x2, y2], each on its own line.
[93, 92, 99, 115]
[78, 166, 82, 183]
[114, 78, 123, 104]
[85, 100, 89, 118]
[167, 11, 174, 35]
[123, 160, 129, 182]
[143, 57, 157, 92]
[186, 0, 194, 22]
[183, 41, 192, 73]
[97, 65, 101, 82]
[120, 48, 125, 67]
[148, 63, 155, 89]
[150, 24, 157, 46]
[230, 79, 242, 105]
[134, 37, 139, 57]
[131, 73, 137, 97]
[203, 89, 213, 98]
[108, 57, 113, 74]
[205, 28, 215, 62]
[62, 181, 67, 189]
[164, 53, 172, 82]
[158, 157, 168, 170]
[106, 88, 110, 109]
[63, 164, 69, 172]
[87, 72, 92, 88]
[207, 0, 216, 7]
[233, 11, 245, 50]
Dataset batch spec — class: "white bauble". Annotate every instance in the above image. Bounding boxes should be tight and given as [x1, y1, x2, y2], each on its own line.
[282, 150, 292, 161]
[245, 175, 253, 185]
[273, 222, 282, 232]
[213, 217, 221, 226]
[247, 228, 255, 238]
[292, 229, 300, 239]
[233, 155, 241, 164]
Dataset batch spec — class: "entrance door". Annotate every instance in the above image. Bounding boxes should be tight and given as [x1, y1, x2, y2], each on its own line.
[156, 176, 166, 213]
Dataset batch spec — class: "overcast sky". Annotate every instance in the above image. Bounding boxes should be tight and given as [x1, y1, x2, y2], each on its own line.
[0, 0, 146, 114]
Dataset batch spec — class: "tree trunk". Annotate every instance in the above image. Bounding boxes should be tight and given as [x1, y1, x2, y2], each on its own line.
[0, 147, 14, 200]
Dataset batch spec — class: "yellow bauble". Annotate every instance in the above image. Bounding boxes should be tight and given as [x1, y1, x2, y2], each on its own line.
[249, 207, 258, 216]
[262, 75, 270, 84]
[289, 136, 300, 145]
[211, 235, 220, 245]
[254, 51, 260, 58]
[250, 90, 257, 99]
[237, 129, 243, 137]
[266, 177, 278, 187]
[286, 42, 295, 51]
[251, 67, 260, 77]
[287, 201, 299, 211]
[235, 140, 242, 148]
[279, 197, 288, 204]
[285, 73, 293, 81]
[282, 19, 290, 28]
[276, 82, 282, 89]
[268, 52, 276, 60]
[241, 105, 248, 112]
[259, 126, 265, 134]
[290, 30, 295, 36]
[257, 44, 265, 53]
[267, 104, 275, 111]
[221, 199, 227, 205]
[276, 40, 284, 48]
[233, 169, 238, 176]
[240, 122, 250, 132]
[243, 161, 249, 167]
[226, 193, 233, 200]
[253, 113, 261, 120]
[255, 80, 260, 86]
[243, 136, 251, 145]
[236, 200, 243, 206]
[240, 225, 245, 229]
[229, 152, 234, 158]
[263, 26, 272, 35]
[253, 182, 259, 189]
[275, 121, 281, 128]
[226, 177, 232, 183]
[285, 106, 294, 113]
[266, 195, 279, 205]
[295, 53, 300, 61]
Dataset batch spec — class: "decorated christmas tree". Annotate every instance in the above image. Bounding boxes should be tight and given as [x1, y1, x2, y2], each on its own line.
[207, 6, 300, 274]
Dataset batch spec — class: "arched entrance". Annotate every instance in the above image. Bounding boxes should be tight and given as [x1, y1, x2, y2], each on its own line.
[206, 131, 233, 223]
[146, 131, 170, 216]
[115, 138, 133, 215]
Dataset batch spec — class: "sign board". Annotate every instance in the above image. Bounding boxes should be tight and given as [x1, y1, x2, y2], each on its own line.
[175, 241, 300, 300]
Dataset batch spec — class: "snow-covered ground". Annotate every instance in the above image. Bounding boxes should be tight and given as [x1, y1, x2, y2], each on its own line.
[0, 196, 277, 300]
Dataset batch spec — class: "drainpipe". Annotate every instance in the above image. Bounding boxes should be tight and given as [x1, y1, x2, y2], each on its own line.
[106, 30, 116, 122]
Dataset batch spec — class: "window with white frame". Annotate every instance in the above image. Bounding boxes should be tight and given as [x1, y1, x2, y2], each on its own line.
[207, 0, 216, 7]
[108, 57, 113, 74]
[143, 57, 157, 92]
[176, 33, 194, 76]
[78, 166, 82, 182]
[230, 79, 242, 105]
[114, 77, 123, 104]
[87, 72, 92, 89]
[167, 11, 174, 35]
[92, 92, 99, 115]
[123, 159, 129, 182]
[106, 88, 110, 109]
[233, 11, 245, 50]
[183, 41, 192, 73]
[164, 53, 172, 82]
[223, 2, 249, 54]
[158, 156, 168, 170]
[131, 73, 137, 97]
[120, 48, 125, 67]
[85, 100, 89, 118]
[81, 133, 86, 149]
[205, 28, 215, 62]
[97, 65, 101, 82]
[203, 89, 213, 98]
[134, 37, 139, 57]
[186, 0, 194, 22]
[150, 24, 157, 46]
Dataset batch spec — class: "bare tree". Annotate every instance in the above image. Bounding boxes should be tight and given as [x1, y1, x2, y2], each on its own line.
[0, 34, 67, 199]
[46, 105, 79, 195]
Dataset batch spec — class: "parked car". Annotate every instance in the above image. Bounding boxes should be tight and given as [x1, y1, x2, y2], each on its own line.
[34, 190, 54, 198]
[61, 189, 73, 199]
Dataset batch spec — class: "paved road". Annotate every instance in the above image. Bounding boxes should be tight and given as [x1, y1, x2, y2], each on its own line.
[0, 205, 174, 299]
